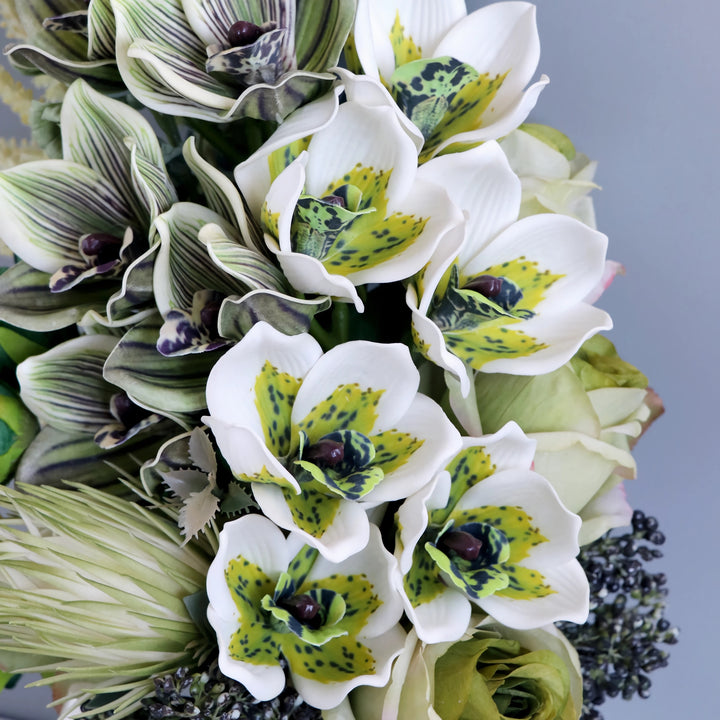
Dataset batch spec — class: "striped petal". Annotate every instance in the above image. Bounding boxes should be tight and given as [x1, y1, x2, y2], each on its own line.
[104, 314, 222, 418]
[0, 262, 115, 332]
[14, 425, 166, 490]
[183, 137, 263, 253]
[17, 335, 118, 435]
[0, 161, 133, 273]
[217, 289, 331, 341]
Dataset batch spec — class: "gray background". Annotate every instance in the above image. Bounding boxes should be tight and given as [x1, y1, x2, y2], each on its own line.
[1, 0, 716, 717]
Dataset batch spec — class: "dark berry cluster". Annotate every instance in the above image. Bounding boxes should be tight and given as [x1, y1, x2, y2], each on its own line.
[560, 510, 678, 720]
[79, 662, 321, 720]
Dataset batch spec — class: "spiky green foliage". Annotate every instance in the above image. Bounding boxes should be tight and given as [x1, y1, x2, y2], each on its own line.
[0, 483, 215, 718]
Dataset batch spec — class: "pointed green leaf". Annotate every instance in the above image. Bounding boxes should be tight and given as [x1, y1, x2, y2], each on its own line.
[294, 0, 356, 72]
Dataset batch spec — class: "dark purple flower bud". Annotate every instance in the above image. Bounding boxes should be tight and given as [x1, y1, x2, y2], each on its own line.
[200, 299, 222, 333]
[305, 439, 345, 467]
[81, 232, 123, 266]
[281, 594, 322, 628]
[112, 393, 147, 429]
[439, 530, 483, 561]
[227, 20, 263, 47]
[464, 274, 503, 298]
[321, 194, 346, 208]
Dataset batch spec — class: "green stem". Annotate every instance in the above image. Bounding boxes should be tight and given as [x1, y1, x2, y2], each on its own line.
[309, 319, 334, 352]
[333, 302, 351, 344]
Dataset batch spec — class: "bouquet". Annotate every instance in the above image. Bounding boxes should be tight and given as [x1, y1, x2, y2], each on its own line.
[0, 1, 677, 718]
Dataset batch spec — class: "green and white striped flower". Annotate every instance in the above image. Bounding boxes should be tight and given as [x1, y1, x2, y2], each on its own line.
[16, 334, 166, 449]
[0, 483, 212, 717]
[0, 79, 176, 331]
[6, 0, 121, 89]
[407, 142, 612, 396]
[236, 92, 462, 311]
[112, 0, 356, 123]
[350, 0, 548, 162]
[204, 321, 461, 562]
[206, 513, 405, 708]
[395, 422, 589, 643]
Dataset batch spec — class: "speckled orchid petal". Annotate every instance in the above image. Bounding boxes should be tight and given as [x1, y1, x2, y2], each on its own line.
[396, 426, 588, 641]
[262, 101, 462, 307]
[206, 322, 460, 561]
[207, 514, 405, 708]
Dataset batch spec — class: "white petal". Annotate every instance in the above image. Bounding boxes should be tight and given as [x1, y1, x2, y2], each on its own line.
[292, 622, 406, 709]
[363, 393, 462, 505]
[395, 476, 438, 574]
[234, 87, 343, 217]
[434, 2, 540, 110]
[304, 102, 418, 202]
[478, 559, 589, 629]
[478, 304, 613, 376]
[470, 422, 536, 472]
[251, 482, 370, 563]
[407, 284, 472, 395]
[203, 416, 300, 492]
[291, 341, 419, 433]
[419, 143, 521, 265]
[403, 579, 472, 644]
[454, 468, 581, 565]
[463, 214, 609, 311]
[205, 320, 322, 430]
[578, 482, 633, 546]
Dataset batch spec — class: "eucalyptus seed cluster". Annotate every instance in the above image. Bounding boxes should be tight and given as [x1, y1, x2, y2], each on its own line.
[81, 662, 321, 720]
[560, 510, 678, 720]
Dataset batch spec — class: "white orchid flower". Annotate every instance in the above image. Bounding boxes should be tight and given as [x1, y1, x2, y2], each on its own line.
[350, 0, 548, 161]
[395, 422, 589, 643]
[407, 142, 612, 396]
[238, 96, 462, 311]
[204, 321, 461, 562]
[206, 514, 406, 708]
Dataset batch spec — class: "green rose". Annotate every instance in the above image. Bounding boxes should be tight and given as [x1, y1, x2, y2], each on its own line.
[433, 629, 579, 720]
[350, 623, 581, 720]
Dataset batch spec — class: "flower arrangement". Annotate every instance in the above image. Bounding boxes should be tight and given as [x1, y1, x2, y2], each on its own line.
[0, 1, 676, 719]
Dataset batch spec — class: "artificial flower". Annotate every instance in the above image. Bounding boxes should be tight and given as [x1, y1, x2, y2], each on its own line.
[351, 621, 582, 720]
[499, 124, 599, 226]
[0, 483, 213, 717]
[395, 422, 589, 642]
[5, 0, 121, 89]
[0, 79, 176, 330]
[237, 90, 462, 311]
[350, 0, 548, 161]
[0, 381, 37, 484]
[206, 513, 405, 708]
[204, 321, 461, 561]
[407, 141, 612, 395]
[112, 0, 356, 122]
[469, 335, 654, 544]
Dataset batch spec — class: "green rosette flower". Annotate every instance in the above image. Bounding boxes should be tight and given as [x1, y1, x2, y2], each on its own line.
[351, 622, 582, 720]
[0, 381, 37, 484]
